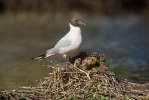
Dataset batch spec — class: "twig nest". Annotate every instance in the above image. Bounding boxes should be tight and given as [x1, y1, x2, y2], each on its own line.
[82, 57, 99, 70]
[90, 52, 100, 58]
[69, 51, 88, 64]
[1, 52, 149, 100]
[70, 51, 107, 72]
[74, 58, 81, 68]
[99, 54, 105, 62]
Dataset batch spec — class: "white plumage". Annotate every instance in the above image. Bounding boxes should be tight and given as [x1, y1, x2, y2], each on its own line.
[32, 18, 86, 61]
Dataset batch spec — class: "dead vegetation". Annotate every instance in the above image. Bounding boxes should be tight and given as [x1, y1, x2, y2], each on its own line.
[0, 52, 149, 100]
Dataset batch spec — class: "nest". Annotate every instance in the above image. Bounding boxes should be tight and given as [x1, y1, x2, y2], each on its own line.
[0, 52, 149, 100]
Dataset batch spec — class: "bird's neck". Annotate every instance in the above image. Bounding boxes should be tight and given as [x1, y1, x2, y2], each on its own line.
[69, 23, 81, 33]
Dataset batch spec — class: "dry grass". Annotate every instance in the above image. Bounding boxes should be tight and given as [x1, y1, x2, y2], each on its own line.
[0, 52, 149, 100]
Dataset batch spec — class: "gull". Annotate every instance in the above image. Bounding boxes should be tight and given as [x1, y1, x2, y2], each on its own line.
[32, 18, 86, 62]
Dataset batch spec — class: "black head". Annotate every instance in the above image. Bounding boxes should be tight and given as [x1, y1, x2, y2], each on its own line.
[70, 18, 86, 26]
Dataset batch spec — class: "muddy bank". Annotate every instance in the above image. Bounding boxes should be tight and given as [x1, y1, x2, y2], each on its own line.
[0, 52, 149, 100]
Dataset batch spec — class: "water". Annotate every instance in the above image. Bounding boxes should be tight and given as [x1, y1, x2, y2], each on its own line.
[84, 16, 149, 68]
[0, 14, 149, 89]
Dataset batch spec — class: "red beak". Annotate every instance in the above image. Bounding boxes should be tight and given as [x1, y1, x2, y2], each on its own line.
[79, 21, 86, 26]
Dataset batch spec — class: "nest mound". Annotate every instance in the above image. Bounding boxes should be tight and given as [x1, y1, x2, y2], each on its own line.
[0, 52, 149, 100]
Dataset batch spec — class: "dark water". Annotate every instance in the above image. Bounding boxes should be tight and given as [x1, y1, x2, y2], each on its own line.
[0, 14, 149, 89]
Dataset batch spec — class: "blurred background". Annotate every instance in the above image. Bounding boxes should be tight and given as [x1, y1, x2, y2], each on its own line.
[0, 0, 149, 89]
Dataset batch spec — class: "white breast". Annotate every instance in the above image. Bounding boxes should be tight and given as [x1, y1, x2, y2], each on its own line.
[68, 26, 82, 50]
[59, 24, 82, 57]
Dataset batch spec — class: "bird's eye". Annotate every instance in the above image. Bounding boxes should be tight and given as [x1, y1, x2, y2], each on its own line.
[74, 19, 77, 21]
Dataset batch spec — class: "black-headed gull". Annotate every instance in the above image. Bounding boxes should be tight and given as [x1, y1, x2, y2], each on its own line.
[32, 18, 86, 62]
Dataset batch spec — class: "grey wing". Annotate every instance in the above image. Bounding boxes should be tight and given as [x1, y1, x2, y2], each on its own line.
[54, 37, 72, 51]
[46, 36, 72, 54]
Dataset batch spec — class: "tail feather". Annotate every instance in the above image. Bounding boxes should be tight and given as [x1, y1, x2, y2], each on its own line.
[31, 54, 46, 60]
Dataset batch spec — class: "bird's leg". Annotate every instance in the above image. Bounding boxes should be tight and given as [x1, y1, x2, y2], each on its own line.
[63, 55, 73, 68]
[64, 57, 68, 67]
[63, 55, 69, 68]
[68, 56, 73, 66]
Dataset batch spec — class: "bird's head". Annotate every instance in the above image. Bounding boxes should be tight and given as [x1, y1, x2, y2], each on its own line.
[70, 18, 86, 27]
